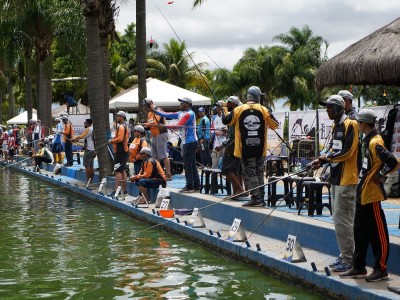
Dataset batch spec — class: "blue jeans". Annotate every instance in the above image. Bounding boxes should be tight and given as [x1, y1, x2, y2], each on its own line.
[182, 141, 200, 189]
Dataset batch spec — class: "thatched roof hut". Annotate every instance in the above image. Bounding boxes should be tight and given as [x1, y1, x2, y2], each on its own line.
[316, 17, 400, 89]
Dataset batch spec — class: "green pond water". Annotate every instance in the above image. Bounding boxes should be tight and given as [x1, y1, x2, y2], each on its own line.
[0, 169, 321, 299]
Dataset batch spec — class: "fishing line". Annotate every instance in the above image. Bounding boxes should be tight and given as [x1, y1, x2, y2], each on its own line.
[154, 4, 216, 100]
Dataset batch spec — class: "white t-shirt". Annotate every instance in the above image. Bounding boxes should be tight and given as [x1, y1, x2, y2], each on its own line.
[212, 114, 227, 148]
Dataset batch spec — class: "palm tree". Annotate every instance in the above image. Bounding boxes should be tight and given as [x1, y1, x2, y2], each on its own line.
[136, 0, 147, 123]
[147, 38, 209, 92]
[273, 25, 327, 110]
[80, 0, 113, 178]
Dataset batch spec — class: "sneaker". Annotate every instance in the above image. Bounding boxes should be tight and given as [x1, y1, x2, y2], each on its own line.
[179, 187, 195, 193]
[108, 191, 116, 197]
[329, 257, 343, 268]
[365, 268, 389, 282]
[165, 174, 172, 181]
[242, 199, 263, 207]
[194, 187, 201, 193]
[339, 267, 367, 278]
[332, 262, 352, 272]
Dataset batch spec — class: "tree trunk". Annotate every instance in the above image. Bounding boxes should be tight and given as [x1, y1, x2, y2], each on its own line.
[25, 62, 33, 122]
[84, 13, 113, 178]
[0, 92, 3, 124]
[136, 0, 147, 123]
[7, 81, 15, 120]
[100, 32, 111, 138]
[38, 60, 47, 125]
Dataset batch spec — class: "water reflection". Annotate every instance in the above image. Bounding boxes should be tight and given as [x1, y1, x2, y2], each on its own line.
[0, 169, 319, 299]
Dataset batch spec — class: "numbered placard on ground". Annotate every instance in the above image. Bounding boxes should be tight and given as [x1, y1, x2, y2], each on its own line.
[186, 208, 205, 228]
[227, 218, 247, 242]
[282, 234, 306, 263]
[159, 199, 171, 210]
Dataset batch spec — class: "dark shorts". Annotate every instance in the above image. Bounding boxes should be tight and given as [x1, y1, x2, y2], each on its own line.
[136, 178, 163, 188]
[114, 151, 128, 172]
[8, 149, 14, 157]
[83, 150, 96, 168]
[221, 152, 241, 175]
[52, 143, 63, 153]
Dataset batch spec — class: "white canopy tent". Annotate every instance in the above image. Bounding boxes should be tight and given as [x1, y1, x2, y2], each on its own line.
[109, 78, 211, 110]
[7, 109, 37, 125]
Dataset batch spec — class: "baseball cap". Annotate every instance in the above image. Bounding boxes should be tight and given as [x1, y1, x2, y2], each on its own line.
[134, 125, 145, 132]
[319, 95, 345, 108]
[198, 107, 205, 112]
[227, 96, 240, 106]
[338, 90, 354, 100]
[356, 109, 377, 124]
[178, 97, 193, 104]
[247, 86, 264, 103]
[116, 111, 126, 118]
[139, 146, 151, 155]
[55, 117, 60, 122]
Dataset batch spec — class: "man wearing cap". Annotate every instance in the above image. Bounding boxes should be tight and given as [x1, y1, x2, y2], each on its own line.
[149, 97, 200, 193]
[311, 95, 359, 272]
[340, 109, 398, 282]
[130, 146, 167, 205]
[338, 90, 358, 120]
[109, 111, 130, 197]
[52, 117, 64, 164]
[223, 86, 279, 206]
[219, 96, 245, 197]
[12, 124, 20, 155]
[61, 115, 74, 166]
[72, 119, 96, 182]
[211, 102, 228, 169]
[143, 98, 172, 181]
[128, 125, 148, 175]
[197, 107, 211, 168]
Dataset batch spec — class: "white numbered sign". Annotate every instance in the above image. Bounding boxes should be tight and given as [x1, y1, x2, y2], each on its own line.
[227, 218, 247, 242]
[160, 199, 171, 210]
[283, 234, 297, 262]
[98, 178, 106, 193]
[282, 234, 306, 263]
[187, 208, 205, 228]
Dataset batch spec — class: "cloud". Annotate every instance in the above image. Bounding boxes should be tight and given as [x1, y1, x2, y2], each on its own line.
[115, 0, 400, 69]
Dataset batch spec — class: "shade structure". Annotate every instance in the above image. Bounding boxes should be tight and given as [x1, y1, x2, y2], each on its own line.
[109, 78, 211, 110]
[316, 17, 400, 89]
[6, 110, 37, 125]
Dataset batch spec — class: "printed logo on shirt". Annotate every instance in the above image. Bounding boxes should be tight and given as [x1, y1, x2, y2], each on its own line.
[243, 115, 261, 131]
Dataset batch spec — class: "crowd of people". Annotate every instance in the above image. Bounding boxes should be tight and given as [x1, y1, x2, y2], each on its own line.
[2, 86, 398, 284]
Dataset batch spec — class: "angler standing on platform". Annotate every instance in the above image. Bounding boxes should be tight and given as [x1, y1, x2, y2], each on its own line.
[72, 119, 96, 182]
[223, 86, 279, 206]
[149, 97, 200, 193]
[311, 95, 359, 273]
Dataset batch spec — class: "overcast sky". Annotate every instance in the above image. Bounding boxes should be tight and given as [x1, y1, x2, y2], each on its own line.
[114, 0, 400, 70]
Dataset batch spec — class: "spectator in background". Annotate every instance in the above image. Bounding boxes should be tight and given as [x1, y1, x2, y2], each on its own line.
[0, 127, 9, 161]
[338, 90, 358, 120]
[65, 93, 77, 115]
[7, 130, 15, 162]
[144, 98, 172, 181]
[52, 117, 64, 164]
[211, 102, 228, 169]
[197, 107, 211, 168]
[12, 124, 20, 155]
[32, 120, 42, 152]
[72, 119, 96, 182]
[168, 141, 182, 162]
